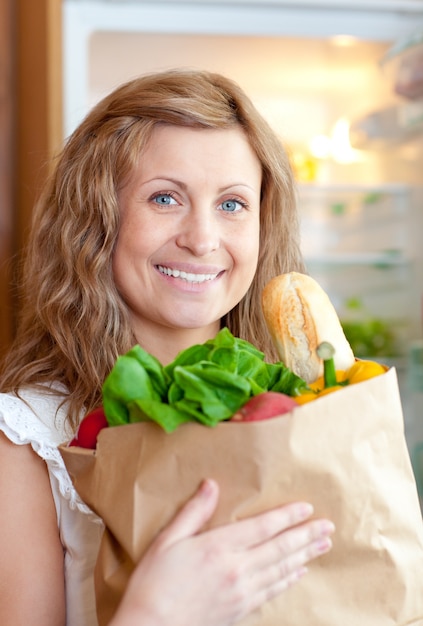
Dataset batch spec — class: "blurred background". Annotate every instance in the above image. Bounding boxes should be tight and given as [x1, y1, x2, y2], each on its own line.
[2, 0, 423, 496]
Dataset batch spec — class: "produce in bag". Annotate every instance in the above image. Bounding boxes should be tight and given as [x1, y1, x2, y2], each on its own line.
[60, 272, 423, 626]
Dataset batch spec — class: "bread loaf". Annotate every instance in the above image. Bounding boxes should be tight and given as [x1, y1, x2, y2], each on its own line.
[262, 272, 355, 383]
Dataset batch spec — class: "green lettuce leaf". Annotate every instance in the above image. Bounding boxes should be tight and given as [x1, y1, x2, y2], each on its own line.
[102, 327, 307, 432]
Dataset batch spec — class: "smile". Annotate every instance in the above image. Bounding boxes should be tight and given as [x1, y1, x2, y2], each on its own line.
[157, 265, 219, 284]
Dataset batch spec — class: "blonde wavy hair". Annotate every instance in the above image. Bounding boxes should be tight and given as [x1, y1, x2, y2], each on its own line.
[0, 69, 304, 430]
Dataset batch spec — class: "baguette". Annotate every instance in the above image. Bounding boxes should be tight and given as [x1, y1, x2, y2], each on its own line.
[262, 272, 355, 384]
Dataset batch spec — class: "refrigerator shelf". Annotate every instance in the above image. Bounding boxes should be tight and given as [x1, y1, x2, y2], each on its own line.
[297, 182, 411, 260]
[304, 251, 411, 267]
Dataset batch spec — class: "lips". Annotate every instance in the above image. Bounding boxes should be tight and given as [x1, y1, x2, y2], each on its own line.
[157, 265, 220, 284]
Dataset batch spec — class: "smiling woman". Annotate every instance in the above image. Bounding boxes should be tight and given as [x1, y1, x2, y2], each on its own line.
[113, 124, 262, 360]
[0, 69, 333, 626]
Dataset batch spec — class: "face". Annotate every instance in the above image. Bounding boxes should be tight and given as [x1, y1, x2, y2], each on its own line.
[113, 124, 262, 356]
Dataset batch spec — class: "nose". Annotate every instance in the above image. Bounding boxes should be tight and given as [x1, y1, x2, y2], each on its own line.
[175, 210, 220, 256]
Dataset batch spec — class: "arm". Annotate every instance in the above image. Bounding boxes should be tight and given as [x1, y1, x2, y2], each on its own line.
[0, 432, 66, 626]
[111, 479, 334, 626]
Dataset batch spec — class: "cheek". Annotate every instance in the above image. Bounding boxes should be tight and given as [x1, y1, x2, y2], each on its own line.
[113, 228, 133, 277]
[232, 222, 260, 278]
[112, 220, 146, 288]
[114, 214, 155, 264]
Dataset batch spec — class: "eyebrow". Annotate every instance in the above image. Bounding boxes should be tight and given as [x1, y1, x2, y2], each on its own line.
[142, 176, 259, 194]
[142, 177, 187, 190]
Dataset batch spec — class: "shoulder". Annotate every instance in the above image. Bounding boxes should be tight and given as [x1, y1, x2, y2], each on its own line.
[0, 384, 74, 446]
[0, 385, 97, 518]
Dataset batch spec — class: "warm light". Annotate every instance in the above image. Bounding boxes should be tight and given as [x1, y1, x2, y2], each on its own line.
[330, 117, 361, 163]
[309, 134, 332, 159]
[307, 119, 363, 164]
[330, 34, 358, 47]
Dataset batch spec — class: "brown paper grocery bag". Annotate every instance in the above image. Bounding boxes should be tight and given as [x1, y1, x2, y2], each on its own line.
[60, 368, 423, 626]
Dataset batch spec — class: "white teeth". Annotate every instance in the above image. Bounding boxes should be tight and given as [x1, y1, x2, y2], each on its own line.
[158, 265, 218, 283]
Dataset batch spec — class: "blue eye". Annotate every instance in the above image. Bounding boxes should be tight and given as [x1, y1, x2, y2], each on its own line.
[153, 193, 177, 205]
[221, 199, 244, 213]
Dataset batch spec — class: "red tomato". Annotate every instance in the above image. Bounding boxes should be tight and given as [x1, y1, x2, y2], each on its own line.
[69, 406, 109, 449]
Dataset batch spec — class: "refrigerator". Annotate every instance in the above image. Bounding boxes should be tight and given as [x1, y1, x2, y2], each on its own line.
[63, 0, 423, 498]
[294, 32, 423, 503]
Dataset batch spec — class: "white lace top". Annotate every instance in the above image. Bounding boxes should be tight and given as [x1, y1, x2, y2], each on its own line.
[0, 387, 104, 626]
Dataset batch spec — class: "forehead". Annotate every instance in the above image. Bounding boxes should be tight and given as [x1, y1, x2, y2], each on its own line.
[137, 124, 261, 176]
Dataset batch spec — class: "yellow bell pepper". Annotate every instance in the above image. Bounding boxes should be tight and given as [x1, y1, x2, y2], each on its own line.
[346, 359, 387, 384]
[294, 372, 345, 405]
[294, 343, 387, 405]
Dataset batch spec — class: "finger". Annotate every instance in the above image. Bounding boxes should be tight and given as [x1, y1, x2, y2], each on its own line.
[239, 530, 333, 619]
[246, 518, 335, 575]
[247, 528, 333, 596]
[211, 501, 315, 550]
[155, 479, 219, 549]
[246, 565, 309, 617]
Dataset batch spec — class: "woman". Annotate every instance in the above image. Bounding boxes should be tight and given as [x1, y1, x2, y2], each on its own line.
[0, 69, 334, 625]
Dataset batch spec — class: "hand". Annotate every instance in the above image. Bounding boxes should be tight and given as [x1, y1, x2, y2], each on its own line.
[110, 479, 334, 626]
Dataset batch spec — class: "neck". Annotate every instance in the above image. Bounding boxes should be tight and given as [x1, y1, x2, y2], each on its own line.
[134, 322, 221, 365]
